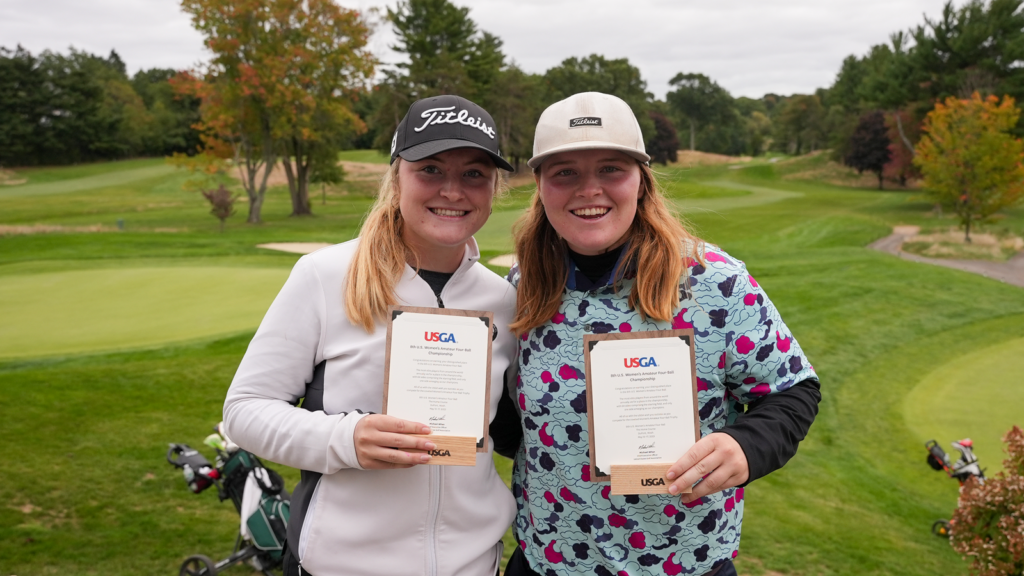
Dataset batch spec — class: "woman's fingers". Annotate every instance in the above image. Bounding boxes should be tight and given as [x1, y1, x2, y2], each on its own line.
[353, 415, 435, 469]
[665, 433, 749, 500]
[665, 436, 718, 488]
[372, 415, 432, 435]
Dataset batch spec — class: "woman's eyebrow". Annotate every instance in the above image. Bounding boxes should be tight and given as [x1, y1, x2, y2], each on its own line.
[546, 160, 576, 170]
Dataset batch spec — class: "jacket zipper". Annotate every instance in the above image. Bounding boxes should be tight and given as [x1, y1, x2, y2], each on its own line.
[426, 254, 469, 575]
[435, 253, 472, 309]
[426, 465, 441, 576]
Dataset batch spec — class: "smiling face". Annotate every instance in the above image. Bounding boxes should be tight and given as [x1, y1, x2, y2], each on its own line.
[536, 149, 643, 256]
[398, 147, 497, 272]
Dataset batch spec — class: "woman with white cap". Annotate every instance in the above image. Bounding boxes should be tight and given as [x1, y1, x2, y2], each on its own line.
[224, 95, 520, 576]
[500, 92, 821, 576]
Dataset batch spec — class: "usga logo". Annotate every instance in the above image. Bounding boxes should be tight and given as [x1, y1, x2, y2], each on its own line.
[424, 332, 457, 343]
[428, 449, 451, 457]
[624, 357, 658, 368]
[641, 477, 666, 487]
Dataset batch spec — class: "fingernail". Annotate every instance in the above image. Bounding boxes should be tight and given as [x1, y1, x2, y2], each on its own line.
[425, 442, 436, 450]
[420, 454, 431, 463]
[421, 427, 431, 434]
[669, 484, 679, 495]
[666, 470, 676, 480]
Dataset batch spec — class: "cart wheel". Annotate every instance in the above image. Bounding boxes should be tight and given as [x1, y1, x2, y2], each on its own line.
[932, 520, 951, 538]
[180, 554, 218, 576]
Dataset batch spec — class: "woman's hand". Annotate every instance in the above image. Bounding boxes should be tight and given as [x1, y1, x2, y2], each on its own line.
[353, 415, 436, 469]
[665, 433, 749, 503]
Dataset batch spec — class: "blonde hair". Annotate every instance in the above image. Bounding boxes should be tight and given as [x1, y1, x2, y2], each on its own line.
[509, 162, 704, 335]
[345, 157, 504, 332]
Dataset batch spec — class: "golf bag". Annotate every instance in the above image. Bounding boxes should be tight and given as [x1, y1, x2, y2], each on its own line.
[923, 438, 985, 538]
[167, 424, 290, 576]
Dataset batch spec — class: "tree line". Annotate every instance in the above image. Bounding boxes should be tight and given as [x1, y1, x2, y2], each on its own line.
[3, 0, 1023, 226]
[0, 46, 200, 166]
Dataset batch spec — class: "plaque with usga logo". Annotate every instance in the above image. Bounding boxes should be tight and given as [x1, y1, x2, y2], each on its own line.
[382, 306, 493, 467]
[583, 329, 700, 495]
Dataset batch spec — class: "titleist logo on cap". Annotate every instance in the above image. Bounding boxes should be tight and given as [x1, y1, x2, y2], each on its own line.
[415, 106, 496, 139]
[569, 117, 602, 128]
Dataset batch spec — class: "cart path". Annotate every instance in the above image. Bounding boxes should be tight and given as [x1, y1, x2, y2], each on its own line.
[868, 226, 1024, 288]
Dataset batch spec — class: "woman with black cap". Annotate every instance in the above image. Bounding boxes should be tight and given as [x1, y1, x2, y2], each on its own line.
[224, 95, 518, 576]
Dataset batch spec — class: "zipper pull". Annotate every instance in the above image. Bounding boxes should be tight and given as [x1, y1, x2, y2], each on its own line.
[437, 295, 445, 308]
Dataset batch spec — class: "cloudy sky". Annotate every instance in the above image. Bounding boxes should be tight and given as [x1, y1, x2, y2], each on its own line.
[2, 0, 955, 98]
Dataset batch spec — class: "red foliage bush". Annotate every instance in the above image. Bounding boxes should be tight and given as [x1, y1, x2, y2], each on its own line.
[951, 426, 1024, 576]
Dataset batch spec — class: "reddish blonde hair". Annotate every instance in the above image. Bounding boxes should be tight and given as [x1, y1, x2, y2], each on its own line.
[509, 162, 704, 335]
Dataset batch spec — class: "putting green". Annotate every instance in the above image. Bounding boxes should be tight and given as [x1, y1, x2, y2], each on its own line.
[0, 267, 290, 359]
[903, 336, 1024, 473]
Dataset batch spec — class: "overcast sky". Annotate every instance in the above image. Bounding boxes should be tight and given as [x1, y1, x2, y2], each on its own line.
[2, 0, 956, 99]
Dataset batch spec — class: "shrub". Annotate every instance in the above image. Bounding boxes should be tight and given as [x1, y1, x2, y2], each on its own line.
[951, 425, 1024, 576]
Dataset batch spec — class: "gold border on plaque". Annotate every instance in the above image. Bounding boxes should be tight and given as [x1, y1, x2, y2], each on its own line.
[381, 305, 494, 465]
[582, 329, 700, 483]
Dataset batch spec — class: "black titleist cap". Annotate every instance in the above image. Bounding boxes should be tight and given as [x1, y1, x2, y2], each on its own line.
[390, 95, 514, 171]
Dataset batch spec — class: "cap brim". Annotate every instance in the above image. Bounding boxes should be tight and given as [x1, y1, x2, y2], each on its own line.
[527, 141, 650, 169]
[399, 139, 514, 172]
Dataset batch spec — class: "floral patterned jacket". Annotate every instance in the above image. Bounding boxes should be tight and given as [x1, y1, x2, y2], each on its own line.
[506, 244, 817, 576]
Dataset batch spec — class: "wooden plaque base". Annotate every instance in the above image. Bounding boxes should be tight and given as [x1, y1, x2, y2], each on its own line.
[610, 463, 688, 495]
[408, 435, 477, 466]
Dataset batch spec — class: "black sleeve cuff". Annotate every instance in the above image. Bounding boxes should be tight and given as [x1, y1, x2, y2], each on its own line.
[718, 378, 821, 485]
[489, 369, 523, 460]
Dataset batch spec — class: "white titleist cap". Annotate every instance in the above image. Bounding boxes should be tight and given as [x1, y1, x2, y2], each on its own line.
[528, 92, 649, 169]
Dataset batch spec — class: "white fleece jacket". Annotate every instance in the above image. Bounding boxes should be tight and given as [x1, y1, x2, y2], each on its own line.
[224, 238, 517, 576]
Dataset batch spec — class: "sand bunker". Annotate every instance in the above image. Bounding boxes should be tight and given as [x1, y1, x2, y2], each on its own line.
[231, 161, 388, 189]
[257, 242, 333, 254]
[674, 150, 752, 167]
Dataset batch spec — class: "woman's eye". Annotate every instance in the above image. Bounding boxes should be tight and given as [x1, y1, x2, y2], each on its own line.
[421, 165, 442, 174]
[465, 169, 483, 178]
[600, 165, 622, 173]
[555, 169, 574, 177]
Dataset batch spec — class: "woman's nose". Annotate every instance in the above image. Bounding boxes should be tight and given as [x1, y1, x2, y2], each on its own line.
[575, 174, 602, 197]
[439, 175, 465, 200]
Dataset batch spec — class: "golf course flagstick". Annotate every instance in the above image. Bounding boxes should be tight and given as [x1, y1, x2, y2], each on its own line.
[583, 329, 700, 495]
[381, 306, 493, 467]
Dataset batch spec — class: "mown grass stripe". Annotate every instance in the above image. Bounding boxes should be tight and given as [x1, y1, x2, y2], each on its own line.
[0, 165, 176, 199]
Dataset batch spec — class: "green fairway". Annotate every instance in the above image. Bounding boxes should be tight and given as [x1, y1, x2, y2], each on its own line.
[3, 153, 1024, 575]
[0, 163, 176, 199]
[0, 266, 289, 359]
[902, 336, 1024, 473]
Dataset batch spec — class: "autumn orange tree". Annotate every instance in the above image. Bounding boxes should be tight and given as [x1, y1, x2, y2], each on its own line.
[914, 93, 1024, 242]
[176, 0, 374, 222]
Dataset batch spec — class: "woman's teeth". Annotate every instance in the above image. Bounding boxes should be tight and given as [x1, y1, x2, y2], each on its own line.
[431, 208, 467, 217]
[572, 207, 609, 217]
